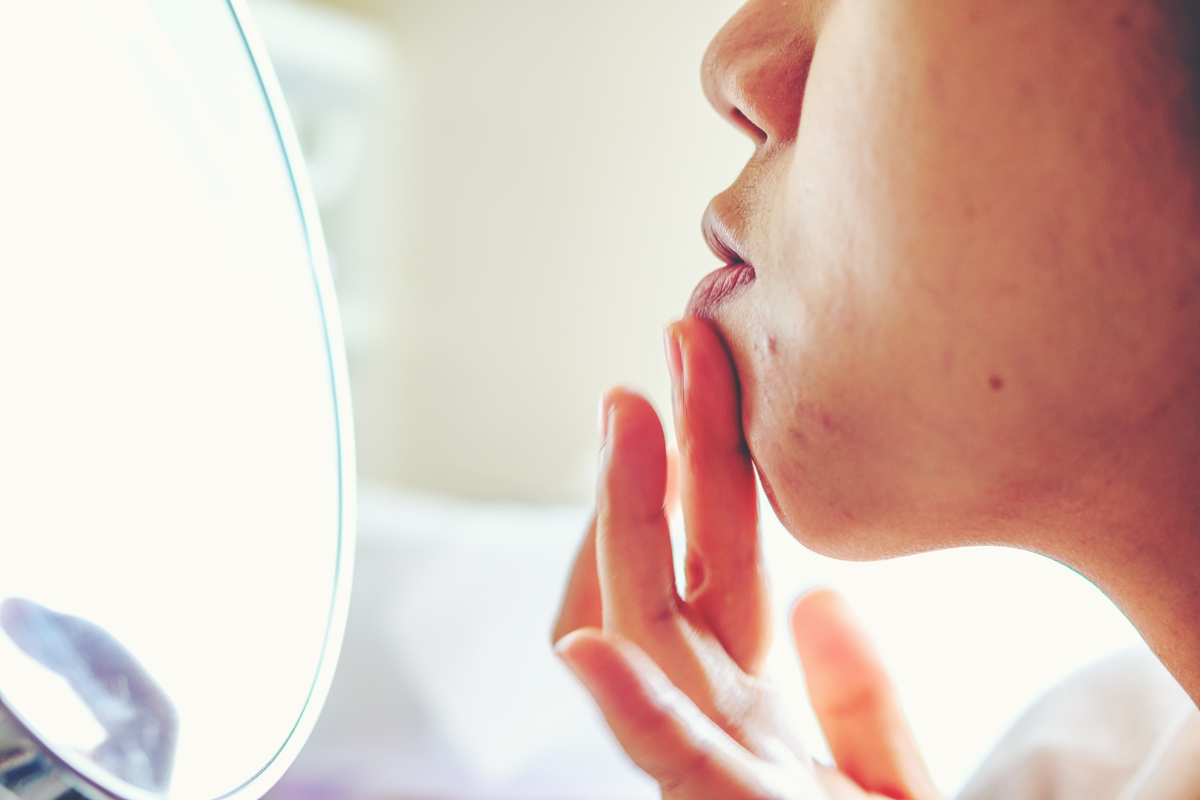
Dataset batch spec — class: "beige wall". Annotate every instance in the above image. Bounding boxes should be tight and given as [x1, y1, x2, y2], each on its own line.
[325, 0, 750, 502]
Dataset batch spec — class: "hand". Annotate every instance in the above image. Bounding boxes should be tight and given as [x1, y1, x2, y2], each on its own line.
[552, 317, 943, 800]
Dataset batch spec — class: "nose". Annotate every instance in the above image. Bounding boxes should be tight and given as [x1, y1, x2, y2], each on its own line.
[701, 0, 824, 148]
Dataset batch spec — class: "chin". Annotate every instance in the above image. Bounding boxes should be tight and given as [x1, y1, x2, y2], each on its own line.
[750, 443, 866, 560]
[754, 439, 1016, 563]
[749, 429, 946, 563]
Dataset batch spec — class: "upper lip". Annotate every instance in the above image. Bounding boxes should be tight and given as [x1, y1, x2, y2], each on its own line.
[702, 200, 750, 268]
[686, 199, 757, 320]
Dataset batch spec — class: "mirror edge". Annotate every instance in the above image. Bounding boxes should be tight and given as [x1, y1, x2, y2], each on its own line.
[214, 0, 358, 796]
[219, 2, 358, 799]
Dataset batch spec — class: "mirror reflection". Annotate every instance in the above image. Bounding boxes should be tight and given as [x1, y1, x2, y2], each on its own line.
[0, 1, 347, 799]
[1, 600, 178, 794]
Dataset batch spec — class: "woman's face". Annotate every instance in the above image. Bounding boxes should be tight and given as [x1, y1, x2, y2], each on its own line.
[696, 0, 1200, 558]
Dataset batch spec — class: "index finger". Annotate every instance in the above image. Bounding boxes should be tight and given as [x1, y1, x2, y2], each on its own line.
[668, 317, 770, 674]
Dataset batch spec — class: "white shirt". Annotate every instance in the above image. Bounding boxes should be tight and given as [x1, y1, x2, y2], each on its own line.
[960, 647, 1200, 800]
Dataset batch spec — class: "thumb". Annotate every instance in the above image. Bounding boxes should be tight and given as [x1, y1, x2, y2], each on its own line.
[790, 589, 941, 800]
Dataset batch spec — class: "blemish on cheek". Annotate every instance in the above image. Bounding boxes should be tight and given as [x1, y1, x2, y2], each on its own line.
[989, 375, 1005, 391]
[754, 335, 777, 356]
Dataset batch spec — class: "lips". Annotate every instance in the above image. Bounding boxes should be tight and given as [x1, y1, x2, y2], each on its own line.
[688, 199, 757, 318]
[685, 263, 756, 319]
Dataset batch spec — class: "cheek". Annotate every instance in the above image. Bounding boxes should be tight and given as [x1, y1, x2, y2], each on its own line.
[719, 298, 903, 555]
[729, 282, 1018, 559]
[724, 3, 1064, 548]
[736, 11, 1197, 553]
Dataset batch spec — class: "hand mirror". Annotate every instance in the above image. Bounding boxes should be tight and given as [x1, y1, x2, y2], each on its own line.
[0, 2, 354, 800]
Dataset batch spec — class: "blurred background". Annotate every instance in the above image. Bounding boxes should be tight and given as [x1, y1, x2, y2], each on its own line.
[243, 2, 1150, 799]
[250, 0, 748, 504]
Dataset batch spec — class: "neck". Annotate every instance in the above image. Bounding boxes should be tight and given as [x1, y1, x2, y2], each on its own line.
[1036, 461, 1200, 705]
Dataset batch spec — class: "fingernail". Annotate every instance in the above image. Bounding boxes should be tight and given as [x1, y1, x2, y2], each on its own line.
[554, 631, 591, 681]
[553, 629, 582, 658]
[553, 634, 597, 695]
[664, 327, 684, 419]
[597, 393, 611, 447]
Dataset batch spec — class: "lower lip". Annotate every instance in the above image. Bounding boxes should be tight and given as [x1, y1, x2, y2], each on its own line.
[685, 263, 756, 319]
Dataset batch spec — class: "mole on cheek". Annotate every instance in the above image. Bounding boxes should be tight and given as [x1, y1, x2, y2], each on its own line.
[989, 375, 1005, 391]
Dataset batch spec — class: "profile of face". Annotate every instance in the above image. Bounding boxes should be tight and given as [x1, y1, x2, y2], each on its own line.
[697, 0, 1200, 560]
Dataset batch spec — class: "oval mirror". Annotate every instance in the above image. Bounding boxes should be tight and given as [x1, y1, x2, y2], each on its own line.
[0, 2, 354, 800]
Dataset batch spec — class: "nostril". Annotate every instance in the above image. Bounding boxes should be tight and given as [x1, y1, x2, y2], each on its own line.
[730, 107, 768, 145]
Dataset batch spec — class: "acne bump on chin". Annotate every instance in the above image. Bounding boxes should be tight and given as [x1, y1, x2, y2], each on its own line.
[989, 375, 1005, 391]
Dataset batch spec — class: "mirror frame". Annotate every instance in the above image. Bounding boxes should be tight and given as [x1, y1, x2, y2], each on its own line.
[0, 2, 356, 799]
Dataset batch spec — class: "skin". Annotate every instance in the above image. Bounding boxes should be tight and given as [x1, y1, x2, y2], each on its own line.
[554, 0, 1200, 798]
[700, 0, 1200, 557]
